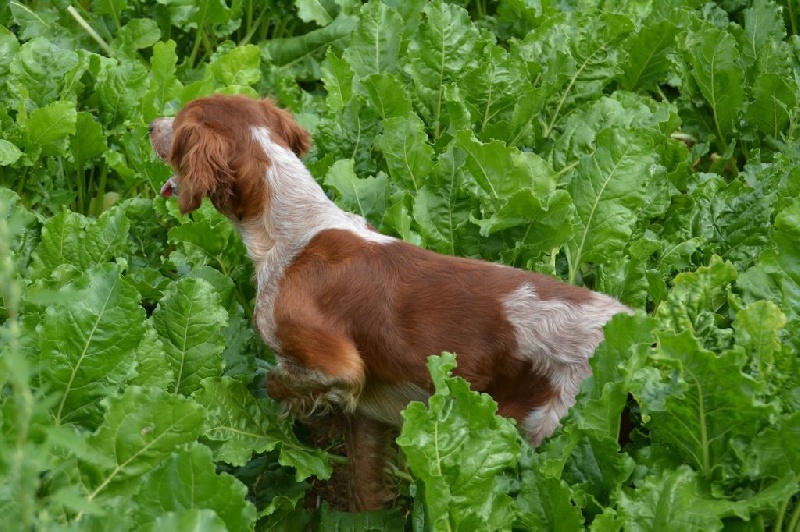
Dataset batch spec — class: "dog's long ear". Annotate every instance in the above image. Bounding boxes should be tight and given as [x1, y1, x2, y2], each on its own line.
[171, 121, 234, 214]
[260, 100, 311, 156]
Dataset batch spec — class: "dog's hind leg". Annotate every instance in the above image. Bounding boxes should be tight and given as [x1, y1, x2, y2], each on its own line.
[345, 414, 395, 512]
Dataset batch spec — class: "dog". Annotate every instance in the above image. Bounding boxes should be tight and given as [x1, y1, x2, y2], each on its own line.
[150, 94, 630, 511]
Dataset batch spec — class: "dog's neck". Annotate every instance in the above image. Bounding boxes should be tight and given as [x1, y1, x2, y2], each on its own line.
[235, 126, 392, 290]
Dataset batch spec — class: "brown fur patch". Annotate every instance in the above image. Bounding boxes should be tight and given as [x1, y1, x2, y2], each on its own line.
[274, 228, 592, 427]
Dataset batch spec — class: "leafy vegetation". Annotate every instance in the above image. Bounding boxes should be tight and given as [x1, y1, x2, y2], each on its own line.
[1, 0, 799, 530]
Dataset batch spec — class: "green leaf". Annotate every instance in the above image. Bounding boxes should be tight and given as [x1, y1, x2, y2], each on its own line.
[619, 20, 679, 92]
[745, 411, 800, 478]
[295, 0, 335, 26]
[130, 325, 175, 389]
[565, 127, 654, 280]
[362, 73, 413, 119]
[375, 113, 434, 192]
[0, 188, 39, 276]
[455, 131, 548, 203]
[682, 25, 745, 145]
[655, 257, 738, 347]
[406, 0, 482, 139]
[134, 443, 256, 530]
[40, 264, 144, 427]
[412, 148, 474, 256]
[29, 207, 130, 280]
[78, 387, 204, 501]
[575, 312, 657, 440]
[187, 0, 232, 29]
[745, 40, 796, 138]
[209, 44, 261, 88]
[144, 40, 183, 119]
[529, 12, 634, 138]
[9, 37, 79, 106]
[263, 14, 358, 81]
[645, 330, 773, 478]
[476, 188, 575, 266]
[742, 0, 786, 58]
[733, 301, 788, 387]
[617, 467, 735, 532]
[94, 56, 149, 126]
[194, 377, 331, 480]
[152, 278, 228, 396]
[24, 100, 78, 157]
[142, 510, 227, 532]
[0, 139, 22, 166]
[321, 49, 354, 112]
[112, 18, 161, 58]
[460, 45, 530, 139]
[324, 158, 388, 223]
[342, 0, 403, 77]
[71, 112, 107, 168]
[318, 502, 406, 530]
[397, 354, 521, 531]
[92, 0, 129, 19]
[8, 2, 59, 41]
[516, 462, 583, 530]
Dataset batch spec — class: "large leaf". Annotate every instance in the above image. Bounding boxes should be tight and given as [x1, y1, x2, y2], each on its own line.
[565, 127, 654, 281]
[23, 100, 77, 157]
[411, 147, 475, 256]
[133, 443, 256, 530]
[745, 411, 800, 478]
[193, 377, 331, 481]
[8, 37, 79, 106]
[39, 264, 144, 427]
[682, 25, 745, 146]
[617, 467, 736, 531]
[397, 354, 521, 531]
[77, 387, 204, 505]
[459, 45, 531, 140]
[745, 40, 797, 138]
[515, 447, 583, 531]
[151, 277, 228, 396]
[406, 0, 482, 139]
[342, 0, 403, 78]
[29, 206, 129, 280]
[644, 330, 773, 478]
[375, 113, 434, 192]
[324, 158, 388, 224]
[619, 20, 679, 92]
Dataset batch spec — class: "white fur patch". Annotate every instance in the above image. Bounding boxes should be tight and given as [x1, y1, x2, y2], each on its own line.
[242, 127, 393, 349]
[503, 283, 630, 442]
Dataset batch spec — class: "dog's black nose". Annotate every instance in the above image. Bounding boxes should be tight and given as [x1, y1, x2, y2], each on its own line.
[148, 121, 155, 133]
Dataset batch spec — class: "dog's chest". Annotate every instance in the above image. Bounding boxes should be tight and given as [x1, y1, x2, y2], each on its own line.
[249, 244, 301, 352]
[252, 278, 282, 351]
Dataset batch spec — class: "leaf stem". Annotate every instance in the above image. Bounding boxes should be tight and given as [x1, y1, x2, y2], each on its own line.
[775, 498, 789, 531]
[787, 495, 800, 532]
[94, 164, 109, 216]
[66, 7, 113, 57]
[189, 27, 204, 69]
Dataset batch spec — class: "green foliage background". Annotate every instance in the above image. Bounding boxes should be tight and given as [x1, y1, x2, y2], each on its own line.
[1, 0, 799, 530]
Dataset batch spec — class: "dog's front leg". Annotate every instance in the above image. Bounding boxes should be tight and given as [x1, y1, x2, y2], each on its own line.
[345, 414, 394, 512]
[266, 360, 362, 420]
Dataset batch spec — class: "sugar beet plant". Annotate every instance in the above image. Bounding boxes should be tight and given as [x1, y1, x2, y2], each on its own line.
[1, 0, 799, 530]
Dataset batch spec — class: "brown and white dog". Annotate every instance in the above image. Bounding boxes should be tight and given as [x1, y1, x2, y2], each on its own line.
[150, 94, 630, 511]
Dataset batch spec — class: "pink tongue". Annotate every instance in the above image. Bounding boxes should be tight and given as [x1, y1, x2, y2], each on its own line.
[160, 178, 175, 197]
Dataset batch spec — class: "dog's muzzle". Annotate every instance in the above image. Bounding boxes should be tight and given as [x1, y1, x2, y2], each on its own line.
[149, 117, 174, 161]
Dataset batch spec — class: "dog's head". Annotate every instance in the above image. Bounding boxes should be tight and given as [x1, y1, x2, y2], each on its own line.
[149, 94, 310, 219]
